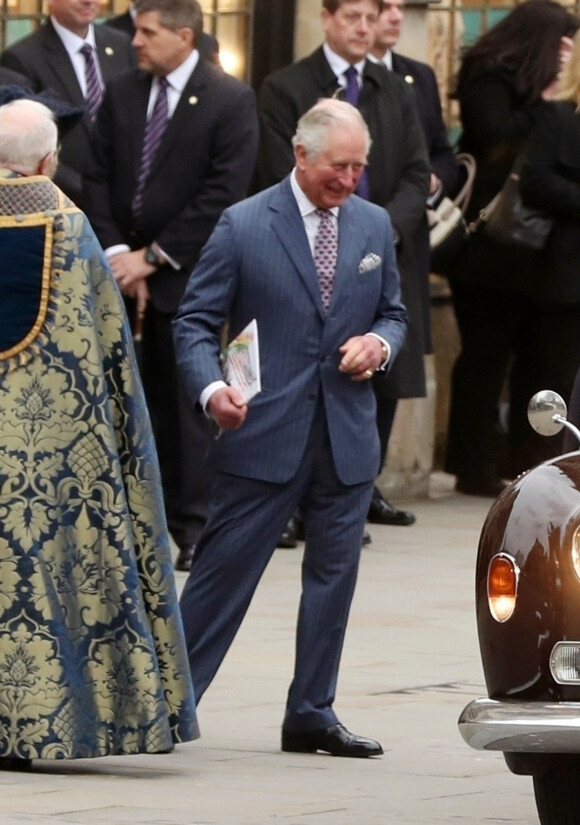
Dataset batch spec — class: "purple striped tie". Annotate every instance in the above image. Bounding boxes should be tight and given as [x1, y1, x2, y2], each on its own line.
[132, 77, 169, 218]
[80, 43, 102, 122]
[314, 208, 338, 312]
[342, 66, 370, 200]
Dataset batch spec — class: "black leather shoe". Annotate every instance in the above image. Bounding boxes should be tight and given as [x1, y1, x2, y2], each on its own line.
[0, 757, 32, 771]
[277, 516, 299, 549]
[367, 497, 415, 526]
[456, 476, 508, 498]
[362, 530, 372, 546]
[281, 723, 383, 758]
[175, 543, 196, 572]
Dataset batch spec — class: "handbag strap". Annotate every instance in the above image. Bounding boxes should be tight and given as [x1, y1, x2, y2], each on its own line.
[454, 152, 477, 214]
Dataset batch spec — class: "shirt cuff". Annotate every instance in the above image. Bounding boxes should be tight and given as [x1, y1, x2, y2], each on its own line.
[366, 333, 390, 370]
[200, 380, 228, 413]
[105, 244, 131, 258]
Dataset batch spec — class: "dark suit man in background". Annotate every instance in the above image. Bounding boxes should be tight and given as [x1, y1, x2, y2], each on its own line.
[0, 0, 135, 207]
[175, 99, 407, 757]
[369, 0, 458, 203]
[259, 0, 429, 538]
[83, 0, 259, 573]
[105, 2, 220, 65]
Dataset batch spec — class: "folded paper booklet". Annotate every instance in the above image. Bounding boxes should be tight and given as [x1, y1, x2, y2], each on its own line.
[222, 318, 261, 403]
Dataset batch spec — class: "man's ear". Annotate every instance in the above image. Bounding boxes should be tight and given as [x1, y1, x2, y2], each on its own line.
[38, 150, 57, 178]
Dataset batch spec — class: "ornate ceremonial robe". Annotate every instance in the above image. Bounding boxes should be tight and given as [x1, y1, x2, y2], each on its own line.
[0, 169, 198, 759]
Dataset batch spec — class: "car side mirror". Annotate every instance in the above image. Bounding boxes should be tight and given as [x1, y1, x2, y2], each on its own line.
[528, 390, 569, 436]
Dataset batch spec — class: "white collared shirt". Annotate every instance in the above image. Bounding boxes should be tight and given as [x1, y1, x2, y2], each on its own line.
[146, 49, 200, 118]
[50, 17, 102, 96]
[367, 49, 393, 71]
[322, 42, 365, 91]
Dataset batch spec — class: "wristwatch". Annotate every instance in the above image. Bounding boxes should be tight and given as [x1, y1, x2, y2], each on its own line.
[144, 244, 162, 267]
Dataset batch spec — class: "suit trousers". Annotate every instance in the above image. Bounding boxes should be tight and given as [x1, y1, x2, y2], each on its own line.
[179, 400, 374, 732]
[140, 303, 217, 547]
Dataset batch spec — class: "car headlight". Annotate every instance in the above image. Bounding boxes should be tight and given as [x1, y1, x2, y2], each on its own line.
[487, 553, 519, 622]
[550, 642, 580, 684]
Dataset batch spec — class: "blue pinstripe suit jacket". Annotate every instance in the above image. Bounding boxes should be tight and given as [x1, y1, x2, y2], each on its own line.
[173, 176, 407, 486]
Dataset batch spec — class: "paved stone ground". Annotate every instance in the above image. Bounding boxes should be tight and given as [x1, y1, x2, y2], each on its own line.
[1, 474, 540, 824]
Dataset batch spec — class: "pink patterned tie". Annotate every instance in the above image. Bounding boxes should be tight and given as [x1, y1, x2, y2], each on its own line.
[79, 43, 103, 122]
[132, 77, 169, 219]
[314, 208, 338, 312]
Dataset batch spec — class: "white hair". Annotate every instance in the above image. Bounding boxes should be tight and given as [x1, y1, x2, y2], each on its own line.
[292, 98, 371, 158]
[0, 99, 58, 175]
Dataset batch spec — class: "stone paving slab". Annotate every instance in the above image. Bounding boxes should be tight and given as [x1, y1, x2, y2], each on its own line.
[1, 474, 540, 824]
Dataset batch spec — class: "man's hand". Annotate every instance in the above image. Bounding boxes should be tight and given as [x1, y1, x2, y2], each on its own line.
[338, 335, 384, 382]
[123, 278, 150, 313]
[208, 386, 248, 430]
[110, 249, 156, 294]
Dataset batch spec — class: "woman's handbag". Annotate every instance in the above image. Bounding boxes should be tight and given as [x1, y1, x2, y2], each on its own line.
[428, 153, 476, 276]
[476, 159, 553, 251]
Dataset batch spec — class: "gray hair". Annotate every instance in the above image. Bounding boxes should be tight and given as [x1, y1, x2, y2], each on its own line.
[133, 0, 203, 37]
[292, 98, 371, 158]
[0, 99, 58, 175]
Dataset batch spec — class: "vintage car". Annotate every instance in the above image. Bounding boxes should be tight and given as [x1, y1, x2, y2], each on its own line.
[459, 391, 580, 825]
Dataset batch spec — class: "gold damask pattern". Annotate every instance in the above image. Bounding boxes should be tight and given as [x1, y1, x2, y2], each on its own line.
[0, 171, 198, 760]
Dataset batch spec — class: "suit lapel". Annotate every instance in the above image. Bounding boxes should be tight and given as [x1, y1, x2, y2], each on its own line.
[94, 27, 130, 84]
[147, 59, 210, 177]
[131, 72, 153, 182]
[269, 179, 326, 320]
[331, 197, 368, 309]
[41, 22, 84, 106]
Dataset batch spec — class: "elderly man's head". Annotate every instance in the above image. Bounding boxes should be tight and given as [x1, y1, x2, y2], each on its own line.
[292, 98, 371, 209]
[0, 99, 59, 177]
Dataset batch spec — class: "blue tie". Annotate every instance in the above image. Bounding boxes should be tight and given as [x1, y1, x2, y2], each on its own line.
[343, 65, 360, 106]
[342, 67, 369, 200]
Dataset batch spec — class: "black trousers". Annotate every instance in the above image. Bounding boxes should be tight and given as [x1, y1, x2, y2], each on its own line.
[140, 302, 217, 547]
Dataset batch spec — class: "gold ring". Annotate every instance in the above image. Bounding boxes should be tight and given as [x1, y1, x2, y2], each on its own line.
[365, 369, 374, 378]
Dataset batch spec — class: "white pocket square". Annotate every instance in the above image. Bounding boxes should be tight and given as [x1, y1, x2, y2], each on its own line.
[358, 253, 382, 274]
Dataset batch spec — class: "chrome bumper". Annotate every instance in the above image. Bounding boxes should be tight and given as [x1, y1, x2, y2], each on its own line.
[459, 698, 580, 753]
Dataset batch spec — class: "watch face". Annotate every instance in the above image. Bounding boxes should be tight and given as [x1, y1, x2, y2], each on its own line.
[145, 247, 157, 265]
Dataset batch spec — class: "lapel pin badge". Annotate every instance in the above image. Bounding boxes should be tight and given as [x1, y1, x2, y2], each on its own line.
[189, 96, 198, 105]
[105, 47, 114, 56]
[404, 74, 414, 84]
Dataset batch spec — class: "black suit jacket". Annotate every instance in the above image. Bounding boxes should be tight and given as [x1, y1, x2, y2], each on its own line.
[83, 59, 259, 313]
[0, 65, 31, 89]
[391, 52, 458, 196]
[0, 20, 135, 207]
[104, 12, 220, 65]
[520, 100, 580, 303]
[258, 47, 430, 397]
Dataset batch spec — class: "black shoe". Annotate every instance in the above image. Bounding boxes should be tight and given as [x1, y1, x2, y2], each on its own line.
[362, 530, 372, 546]
[175, 543, 196, 572]
[281, 723, 383, 758]
[277, 516, 299, 549]
[367, 497, 415, 526]
[0, 757, 32, 771]
[455, 476, 508, 498]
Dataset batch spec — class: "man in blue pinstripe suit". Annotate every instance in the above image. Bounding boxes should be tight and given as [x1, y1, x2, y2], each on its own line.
[174, 99, 407, 758]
